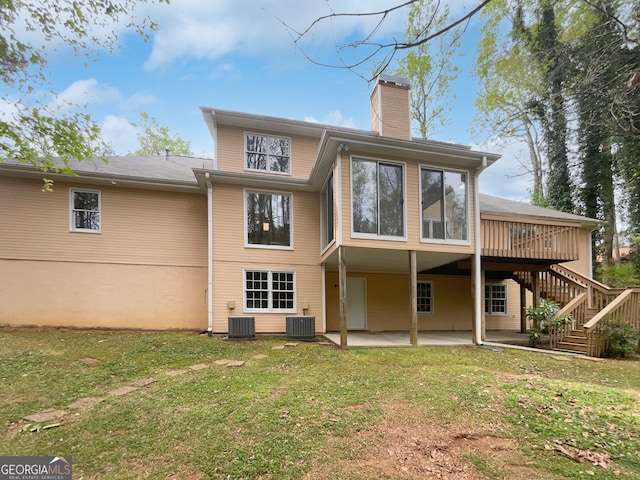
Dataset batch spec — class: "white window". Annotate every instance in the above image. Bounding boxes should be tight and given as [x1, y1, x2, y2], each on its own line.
[417, 281, 433, 313]
[244, 270, 295, 312]
[320, 171, 335, 249]
[420, 167, 468, 242]
[245, 190, 292, 249]
[485, 284, 507, 315]
[70, 189, 101, 233]
[245, 133, 290, 174]
[351, 158, 405, 239]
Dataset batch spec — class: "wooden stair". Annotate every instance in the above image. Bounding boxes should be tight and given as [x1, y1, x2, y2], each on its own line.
[555, 330, 588, 354]
[552, 307, 599, 355]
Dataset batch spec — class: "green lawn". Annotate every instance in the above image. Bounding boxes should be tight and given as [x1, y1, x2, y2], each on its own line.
[1, 329, 638, 479]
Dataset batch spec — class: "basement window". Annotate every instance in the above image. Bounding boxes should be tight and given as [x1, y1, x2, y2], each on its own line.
[485, 284, 507, 315]
[244, 270, 296, 312]
[417, 281, 433, 314]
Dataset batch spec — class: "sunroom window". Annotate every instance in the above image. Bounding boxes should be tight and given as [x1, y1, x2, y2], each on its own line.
[420, 167, 468, 242]
[351, 158, 405, 238]
[321, 172, 334, 249]
[245, 133, 290, 174]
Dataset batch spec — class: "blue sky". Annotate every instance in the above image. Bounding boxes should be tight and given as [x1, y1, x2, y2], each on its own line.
[7, 0, 531, 201]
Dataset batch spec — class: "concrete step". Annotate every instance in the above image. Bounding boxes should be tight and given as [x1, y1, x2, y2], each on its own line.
[555, 341, 587, 353]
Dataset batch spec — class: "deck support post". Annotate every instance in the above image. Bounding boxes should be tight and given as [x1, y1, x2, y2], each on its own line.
[339, 246, 348, 348]
[520, 283, 527, 333]
[532, 273, 540, 309]
[409, 250, 418, 346]
[471, 254, 483, 345]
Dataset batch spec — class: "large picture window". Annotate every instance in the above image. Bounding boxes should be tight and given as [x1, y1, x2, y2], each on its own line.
[244, 270, 295, 312]
[245, 133, 290, 174]
[245, 190, 292, 248]
[321, 172, 334, 249]
[485, 284, 507, 315]
[69, 189, 101, 233]
[420, 167, 468, 242]
[351, 158, 405, 238]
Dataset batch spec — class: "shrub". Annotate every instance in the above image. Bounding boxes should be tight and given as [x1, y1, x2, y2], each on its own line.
[526, 298, 573, 347]
[601, 323, 640, 358]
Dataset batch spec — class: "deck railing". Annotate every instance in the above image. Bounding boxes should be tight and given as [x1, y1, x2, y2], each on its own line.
[548, 292, 588, 349]
[550, 265, 623, 309]
[583, 288, 640, 357]
[481, 218, 580, 261]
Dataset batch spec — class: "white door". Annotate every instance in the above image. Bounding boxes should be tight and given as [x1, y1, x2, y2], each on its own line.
[347, 277, 367, 330]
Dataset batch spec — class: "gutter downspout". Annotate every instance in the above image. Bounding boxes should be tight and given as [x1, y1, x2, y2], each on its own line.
[205, 172, 213, 336]
[473, 156, 488, 345]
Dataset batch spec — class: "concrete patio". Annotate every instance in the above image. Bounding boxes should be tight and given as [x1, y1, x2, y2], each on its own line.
[322, 331, 530, 348]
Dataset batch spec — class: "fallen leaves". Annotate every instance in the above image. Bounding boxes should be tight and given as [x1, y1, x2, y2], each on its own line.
[545, 440, 612, 468]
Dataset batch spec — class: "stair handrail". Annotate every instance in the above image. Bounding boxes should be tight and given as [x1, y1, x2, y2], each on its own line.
[550, 264, 625, 309]
[583, 288, 640, 357]
[549, 292, 588, 349]
[550, 264, 605, 291]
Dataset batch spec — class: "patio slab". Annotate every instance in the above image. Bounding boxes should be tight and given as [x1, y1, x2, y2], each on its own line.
[323, 331, 529, 348]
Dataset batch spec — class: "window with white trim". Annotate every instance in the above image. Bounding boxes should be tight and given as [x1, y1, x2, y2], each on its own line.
[244, 270, 295, 312]
[245, 190, 292, 248]
[420, 167, 468, 242]
[485, 284, 507, 315]
[70, 189, 101, 233]
[245, 133, 290, 174]
[321, 171, 334, 249]
[351, 158, 405, 238]
[417, 281, 433, 313]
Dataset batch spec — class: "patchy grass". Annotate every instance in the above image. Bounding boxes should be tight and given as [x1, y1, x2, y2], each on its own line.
[0, 329, 639, 479]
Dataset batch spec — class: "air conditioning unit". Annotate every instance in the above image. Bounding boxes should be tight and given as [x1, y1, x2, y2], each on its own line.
[286, 316, 316, 341]
[227, 316, 255, 340]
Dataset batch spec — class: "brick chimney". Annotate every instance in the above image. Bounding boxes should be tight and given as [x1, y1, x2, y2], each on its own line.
[370, 74, 411, 141]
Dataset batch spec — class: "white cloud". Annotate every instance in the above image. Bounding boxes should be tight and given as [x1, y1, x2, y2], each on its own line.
[101, 115, 138, 155]
[49, 79, 121, 113]
[474, 138, 535, 202]
[305, 110, 357, 129]
[143, 0, 411, 70]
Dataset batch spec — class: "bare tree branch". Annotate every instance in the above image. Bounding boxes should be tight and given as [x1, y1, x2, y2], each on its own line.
[279, 0, 493, 79]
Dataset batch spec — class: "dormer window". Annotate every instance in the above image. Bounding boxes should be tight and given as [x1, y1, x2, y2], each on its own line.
[245, 133, 290, 174]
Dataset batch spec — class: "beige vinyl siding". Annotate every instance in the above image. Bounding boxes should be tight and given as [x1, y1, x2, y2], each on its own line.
[211, 263, 323, 333]
[0, 177, 207, 267]
[0, 259, 207, 330]
[562, 228, 592, 275]
[212, 184, 320, 264]
[485, 280, 521, 331]
[371, 82, 411, 140]
[325, 272, 474, 331]
[341, 153, 475, 254]
[211, 183, 322, 333]
[215, 125, 320, 179]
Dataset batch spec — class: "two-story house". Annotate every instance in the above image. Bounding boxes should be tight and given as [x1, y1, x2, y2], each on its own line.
[3, 75, 630, 355]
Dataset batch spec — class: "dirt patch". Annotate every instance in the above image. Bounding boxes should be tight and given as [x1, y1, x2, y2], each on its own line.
[80, 357, 101, 365]
[308, 403, 545, 479]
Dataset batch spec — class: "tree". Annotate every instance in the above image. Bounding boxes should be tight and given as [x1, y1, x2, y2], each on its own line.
[128, 112, 193, 156]
[513, 0, 573, 213]
[475, 0, 547, 204]
[1, 0, 168, 174]
[285, 0, 491, 80]
[391, 0, 461, 139]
